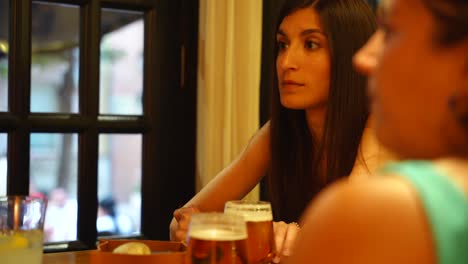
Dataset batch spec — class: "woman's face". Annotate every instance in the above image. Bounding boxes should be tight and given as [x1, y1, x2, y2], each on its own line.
[354, 0, 468, 158]
[276, 7, 331, 112]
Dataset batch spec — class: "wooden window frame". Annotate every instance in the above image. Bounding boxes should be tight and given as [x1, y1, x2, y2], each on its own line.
[2, 0, 197, 251]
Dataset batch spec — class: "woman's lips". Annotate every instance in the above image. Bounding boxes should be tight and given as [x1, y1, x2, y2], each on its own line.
[281, 80, 304, 91]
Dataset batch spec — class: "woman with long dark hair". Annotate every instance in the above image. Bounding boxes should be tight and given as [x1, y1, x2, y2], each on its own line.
[170, 0, 390, 261]
[269, 0, 378, 223]
[290, 0, 468, 263]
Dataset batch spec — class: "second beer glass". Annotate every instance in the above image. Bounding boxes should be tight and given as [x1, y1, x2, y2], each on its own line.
[224, 201, 276, 264]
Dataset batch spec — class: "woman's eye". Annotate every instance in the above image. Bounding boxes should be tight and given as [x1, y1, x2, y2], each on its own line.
[381, 23, 394, 41]
[277, 40, 288, 51]
[305, 40, 318, 50]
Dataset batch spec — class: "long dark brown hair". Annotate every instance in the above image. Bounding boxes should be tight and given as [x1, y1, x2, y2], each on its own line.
[268, 0, 377, 222]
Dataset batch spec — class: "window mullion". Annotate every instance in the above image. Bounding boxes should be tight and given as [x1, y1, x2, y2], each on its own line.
[141, 7, 157, 240]
[7, 0, 32, 195]
[76, 0, 100, 249]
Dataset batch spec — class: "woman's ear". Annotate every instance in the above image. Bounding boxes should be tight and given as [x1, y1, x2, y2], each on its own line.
[448, 39, 468, 128]
[463, 39, 468, 82]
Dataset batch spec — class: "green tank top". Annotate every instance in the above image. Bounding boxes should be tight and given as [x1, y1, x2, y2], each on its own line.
[381, 160, 468, 264]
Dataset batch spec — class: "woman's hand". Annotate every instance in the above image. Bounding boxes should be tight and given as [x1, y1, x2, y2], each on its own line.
[169, 206, 200, 242]
[272, 221, 301, 263]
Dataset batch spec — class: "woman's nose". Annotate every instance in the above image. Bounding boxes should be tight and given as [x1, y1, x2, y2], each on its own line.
[278, 46, 299, 71]
[353, 30, 384, 76]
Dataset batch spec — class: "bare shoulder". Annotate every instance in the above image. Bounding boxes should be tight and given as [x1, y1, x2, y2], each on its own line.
[236, 121, 271, 167]
[289, 176, 436, 264]
[252, 121, 270, 143]
[236, 121, 269, 159]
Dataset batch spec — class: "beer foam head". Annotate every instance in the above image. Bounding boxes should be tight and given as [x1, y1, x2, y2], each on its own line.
[224, 201, 273, 222]
[236, 211, 272, 222]
[188, 212, 247, 241]
[189, 227, 247, 241]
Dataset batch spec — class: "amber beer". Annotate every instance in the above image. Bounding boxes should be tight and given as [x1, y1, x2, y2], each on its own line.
[225, 201, 276, 264]
[186, 213, 248, 264]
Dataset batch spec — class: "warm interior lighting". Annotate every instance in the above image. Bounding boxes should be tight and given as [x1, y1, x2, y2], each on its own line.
[0, 41, 7, 54]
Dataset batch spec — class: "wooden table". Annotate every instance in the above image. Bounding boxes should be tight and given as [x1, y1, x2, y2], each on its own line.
[42, 240, 186, 263]
[42, 249, 186, 263]
[43, 250, 94, 264]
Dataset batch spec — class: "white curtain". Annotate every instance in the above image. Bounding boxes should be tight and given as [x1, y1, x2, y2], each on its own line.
[197, 0, 263, 201]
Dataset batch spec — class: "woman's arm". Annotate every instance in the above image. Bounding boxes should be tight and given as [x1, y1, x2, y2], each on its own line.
[186, 122, 271, 211]
[170, 122, 271, 241]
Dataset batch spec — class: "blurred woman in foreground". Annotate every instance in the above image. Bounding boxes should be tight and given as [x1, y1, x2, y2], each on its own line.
[289, 0, 468, 263]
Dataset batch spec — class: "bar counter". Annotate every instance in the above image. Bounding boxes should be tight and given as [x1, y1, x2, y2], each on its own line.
[43, 250, 94, 264]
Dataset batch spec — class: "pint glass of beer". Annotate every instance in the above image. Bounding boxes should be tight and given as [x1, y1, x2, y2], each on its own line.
[186, 212, 248, 264]
[224, 201, 276, 264]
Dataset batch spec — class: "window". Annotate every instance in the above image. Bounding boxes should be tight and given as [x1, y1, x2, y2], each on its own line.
[1, 0, 198, 251]
[0, 133, 6, 196]
[100, 9, 143, 115]
[0, 0, 8, 112]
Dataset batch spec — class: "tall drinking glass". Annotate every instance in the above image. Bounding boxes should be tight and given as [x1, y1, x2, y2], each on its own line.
[225, 201, 276, 264]
[0, 196, 47, 264]
[186, 212, 248, 264]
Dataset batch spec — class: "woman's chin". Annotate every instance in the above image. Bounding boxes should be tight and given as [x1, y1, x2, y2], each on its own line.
[280, 99, 308, 110]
